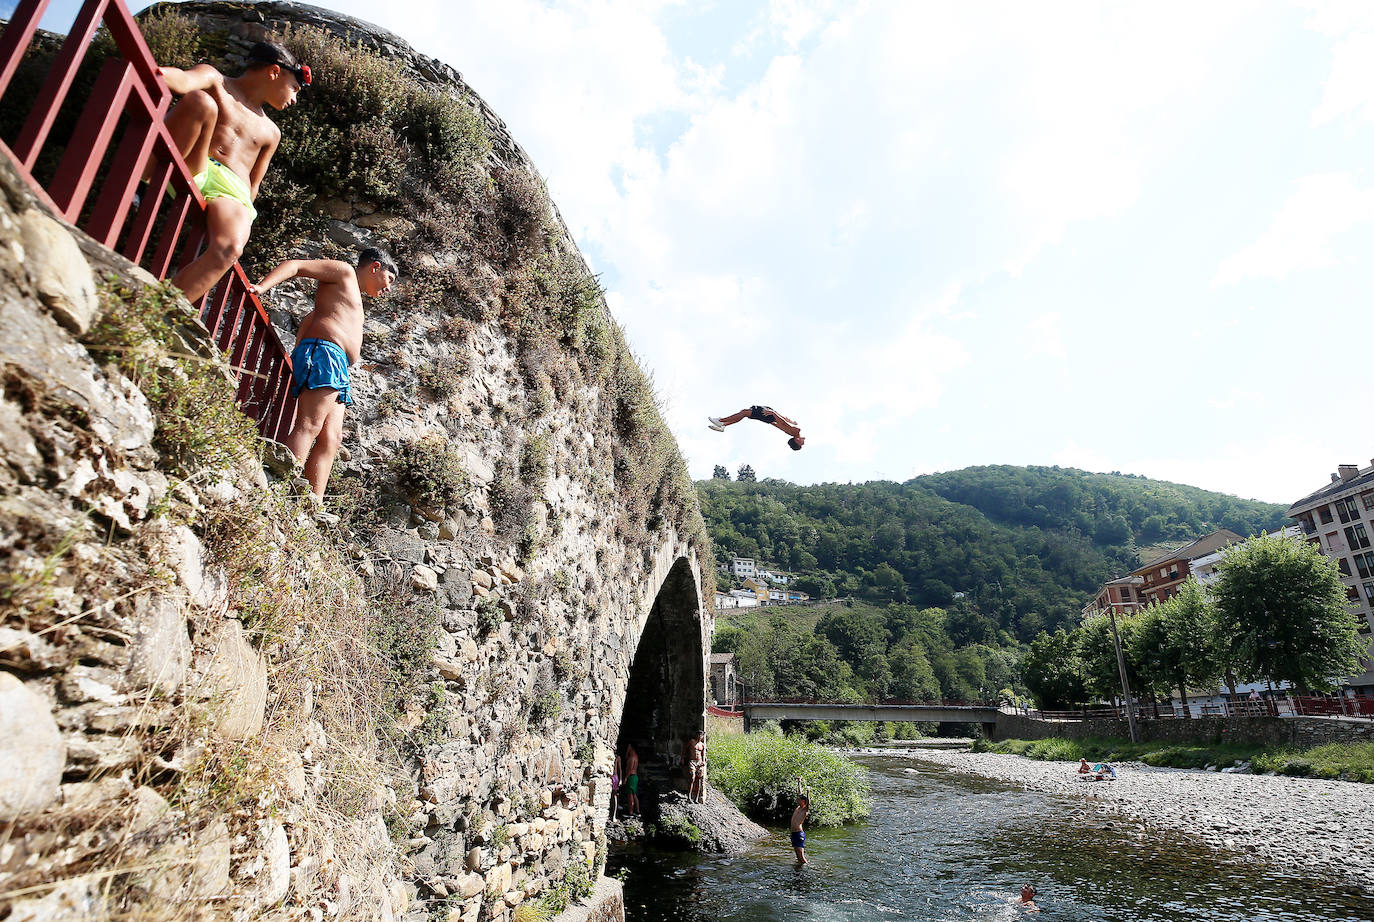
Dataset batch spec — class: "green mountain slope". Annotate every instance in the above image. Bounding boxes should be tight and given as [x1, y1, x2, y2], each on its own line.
[698, 467, 1287, 640]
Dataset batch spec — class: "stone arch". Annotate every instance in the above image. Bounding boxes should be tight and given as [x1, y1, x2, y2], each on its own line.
[614, 553, 706, 802]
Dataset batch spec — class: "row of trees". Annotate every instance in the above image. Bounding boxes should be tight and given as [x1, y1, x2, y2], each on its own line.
[713, 603, 1020, 704]
[1023, 534, 1367, 708]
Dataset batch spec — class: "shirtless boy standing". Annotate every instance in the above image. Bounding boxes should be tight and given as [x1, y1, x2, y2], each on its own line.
[155, 41, 309, 302]
[790, 777, 810, 864]
[684, 732, 707, 803]
[254, 247, 397, 498]
[623, 743, 640, 817]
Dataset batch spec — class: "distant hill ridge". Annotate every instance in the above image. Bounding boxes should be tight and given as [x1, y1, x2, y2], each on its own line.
[698, 465, 1286, 640]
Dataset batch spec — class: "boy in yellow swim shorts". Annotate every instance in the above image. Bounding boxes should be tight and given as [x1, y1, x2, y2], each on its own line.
[152, 41, 309, 303]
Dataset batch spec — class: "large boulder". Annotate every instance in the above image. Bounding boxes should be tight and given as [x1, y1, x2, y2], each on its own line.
[0, 672, 66, 821]
[126, 593, 191, 695]
[19, 209, 98, 335]
[196, 619, 268, 740]
[652, 787, 768, 855]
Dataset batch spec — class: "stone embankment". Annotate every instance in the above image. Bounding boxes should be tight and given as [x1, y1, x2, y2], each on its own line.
[912, 749, 1374, 890]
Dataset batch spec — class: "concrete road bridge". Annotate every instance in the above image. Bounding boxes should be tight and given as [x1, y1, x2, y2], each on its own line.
[740, 700, 1002, 736]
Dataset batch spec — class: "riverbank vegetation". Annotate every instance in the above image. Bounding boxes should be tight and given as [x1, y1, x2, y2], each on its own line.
[977, 737, 1374, 783]
[701, 471, 1286, 710]
[714, 603, 1021, 704]
[708, 731, 872, 825]
[700, 469, 1284, 630]
[1024, 536, 1365, 709]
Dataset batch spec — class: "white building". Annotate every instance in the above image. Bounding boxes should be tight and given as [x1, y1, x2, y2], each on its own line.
[730, 557, 756, 579]
[715, 592, 758, 609]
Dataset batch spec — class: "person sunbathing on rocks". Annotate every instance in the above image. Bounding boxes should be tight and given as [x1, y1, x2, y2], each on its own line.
[708, 405, 805, 450]
[254, 247, 396, 499]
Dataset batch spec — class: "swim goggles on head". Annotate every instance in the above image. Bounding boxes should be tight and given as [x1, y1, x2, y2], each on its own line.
[290, 63, 312, 87]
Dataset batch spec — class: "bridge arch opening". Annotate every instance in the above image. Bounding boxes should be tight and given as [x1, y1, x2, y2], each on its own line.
[615, 556, 704, 807]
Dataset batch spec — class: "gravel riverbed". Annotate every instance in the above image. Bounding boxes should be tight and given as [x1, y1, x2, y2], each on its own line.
[905, 748, 1374, 890]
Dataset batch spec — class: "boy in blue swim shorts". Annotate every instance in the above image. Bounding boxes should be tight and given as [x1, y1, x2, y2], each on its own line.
[255, 247, 397, 498]
[790, 777, 810, 864]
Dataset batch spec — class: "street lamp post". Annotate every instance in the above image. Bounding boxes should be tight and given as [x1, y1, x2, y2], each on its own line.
[1107, 607, 1139, 743]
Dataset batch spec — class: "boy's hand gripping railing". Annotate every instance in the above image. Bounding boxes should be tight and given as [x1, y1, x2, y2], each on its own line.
[0, 0, 297, 441]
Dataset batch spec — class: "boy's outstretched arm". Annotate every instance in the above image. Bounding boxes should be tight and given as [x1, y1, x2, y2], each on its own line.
[254, 259, 351, 295]
[158, 63, 224, 96]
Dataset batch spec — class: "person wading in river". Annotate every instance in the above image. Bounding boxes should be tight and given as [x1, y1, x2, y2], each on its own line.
[791, 777, 810, 865]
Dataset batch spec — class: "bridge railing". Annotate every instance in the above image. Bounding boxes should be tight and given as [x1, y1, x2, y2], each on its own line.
[743, 697, 995, 708]
[1034, 696, 1374, 721]
[0, 0, 297, 440]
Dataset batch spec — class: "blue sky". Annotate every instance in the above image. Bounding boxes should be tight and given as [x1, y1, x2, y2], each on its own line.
[19, 0, 1374, 503]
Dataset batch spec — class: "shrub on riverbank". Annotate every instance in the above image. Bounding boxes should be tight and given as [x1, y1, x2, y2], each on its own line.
[709, 731, 871, 826]
[1252, 742, 1374, 782]
[974, 737, 1266, 770]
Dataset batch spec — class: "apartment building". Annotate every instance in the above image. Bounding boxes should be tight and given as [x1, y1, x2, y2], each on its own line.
[1128, 529, 1243, 605]
[1081, 575, 1146, 620]
[730, 557, 756, 579]
[1290, 463, 1374, 690]
[1289, 463, 1374, 632]
[1190, 526, 1303, 586]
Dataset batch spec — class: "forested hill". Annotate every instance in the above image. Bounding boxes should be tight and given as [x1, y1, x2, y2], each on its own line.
[697, 467, 1287, 640]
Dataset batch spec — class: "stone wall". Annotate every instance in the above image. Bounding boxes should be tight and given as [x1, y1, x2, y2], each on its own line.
[0, 3, 718, 917]
[994, 712, 1374, 748]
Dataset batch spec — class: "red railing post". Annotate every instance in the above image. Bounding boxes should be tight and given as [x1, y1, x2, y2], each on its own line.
[12, 0, 112, 168]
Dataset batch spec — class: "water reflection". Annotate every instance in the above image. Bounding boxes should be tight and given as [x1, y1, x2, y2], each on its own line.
[610, 752, 1373, 922]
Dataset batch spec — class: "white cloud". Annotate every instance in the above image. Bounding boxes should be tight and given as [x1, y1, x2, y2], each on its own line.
[1305, 1, 1374, 124]
[1025, 312, 1066, 360]
[1212, 172, 1374, 286]
[259, 0, 1366, 495]
[1050, 436, 1330, 506]
[1311, 31, 1374, 124]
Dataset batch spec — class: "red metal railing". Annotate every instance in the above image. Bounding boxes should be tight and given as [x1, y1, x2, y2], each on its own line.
[0, 0, 296, 441]
[743, 697, 994, 708]
[1035, 696, 1374, 721]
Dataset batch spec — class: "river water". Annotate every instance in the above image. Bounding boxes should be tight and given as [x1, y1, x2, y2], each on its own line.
[608, 750, 1374, 922]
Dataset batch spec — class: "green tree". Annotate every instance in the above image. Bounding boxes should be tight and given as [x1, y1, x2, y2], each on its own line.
[736, 464, 757, 483]
[1155, 578, 1221, 713]
[1122, 606, 1178, 713]
[888, 637, 941, 701]
[1212, 533, 1366, 691]
[713, 465, 731, 480]
[1020, 629, 1085, 708]
[1075, 614, 1130, 702]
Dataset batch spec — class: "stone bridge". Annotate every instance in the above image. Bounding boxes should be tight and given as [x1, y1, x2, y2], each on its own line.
[611, 537, 710, 797]
[0, 1, 720, 919]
